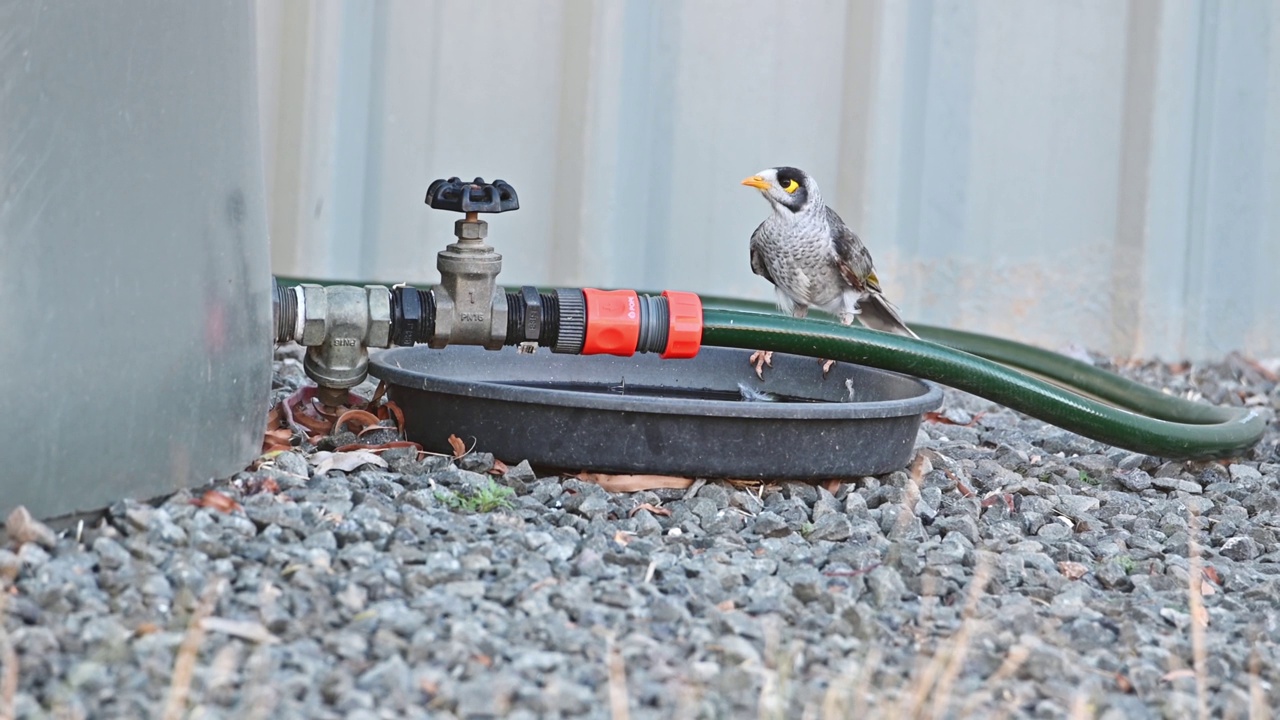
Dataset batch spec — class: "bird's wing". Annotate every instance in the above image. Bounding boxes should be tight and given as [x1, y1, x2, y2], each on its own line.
[825, 207, 877, 293]
[825, 207, 918, 338]
[749, 222, 775, 284]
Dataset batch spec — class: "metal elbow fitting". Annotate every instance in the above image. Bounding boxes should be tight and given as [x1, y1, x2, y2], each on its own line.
[276, 282, 391, 406]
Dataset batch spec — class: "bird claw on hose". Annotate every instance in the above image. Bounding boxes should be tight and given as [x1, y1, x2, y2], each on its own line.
[749, 350, 773, 380]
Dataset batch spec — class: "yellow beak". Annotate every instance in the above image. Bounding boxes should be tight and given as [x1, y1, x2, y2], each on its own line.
[741, 175, 771, 191]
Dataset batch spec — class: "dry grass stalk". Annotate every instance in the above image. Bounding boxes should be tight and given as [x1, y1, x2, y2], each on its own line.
[927, 561, 991, 720]
[1068, 690, 1092, 720]
[848, 646, 882, 720]
[958, 642, 1030, 718]
[161, 579, 225, 720]
[1248, 644, 1269, 720]
[0, 584, 16, 720]
[606, 635, 630, 720]
[1187, 510, 1209, 720]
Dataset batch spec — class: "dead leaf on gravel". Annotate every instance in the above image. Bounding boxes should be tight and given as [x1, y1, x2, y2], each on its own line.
[334, 409, 381, 435]
[5, 506, 56, 549]
[923, 411, 984, 427]
[447, 434, 467, 458]
[242, 477, 280, 496]
[575, 473, 695, 492]
[629, 503, 672, 517]
[1057, 561, 1088, 580]
[310, 450, 388, 475]
[1115, 673, 1134, 693]
[612, 530, 635, 547]
[191, 491, 241, 513]
[199, 617, 279, 644]
[1162, 669, 1196, 682]
[1202, 566, 1221, 585]
[488, 459, 510, 476]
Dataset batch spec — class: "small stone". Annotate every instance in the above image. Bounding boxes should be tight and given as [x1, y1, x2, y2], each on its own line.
[1229, 464, 1263, 482]
[1220, 536, 1260, 561]
[1036, 522, 1071, 542]
[1095, 558, 1134, 591]
[274, 450, 310, 479]
[1116, 470, 1152, 492]
[1152, 477, 1202, 494]
[749, 512, 792, 538]
[505, 460, 537, 483]
[805, 514, 853, 542]
[867, 566, 906, 608]
[716, 635, 762, 665]
[1058, 495, 1101, 516]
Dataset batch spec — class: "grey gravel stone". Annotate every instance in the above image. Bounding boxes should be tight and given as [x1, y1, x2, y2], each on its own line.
[1220, 535, 1261, 561]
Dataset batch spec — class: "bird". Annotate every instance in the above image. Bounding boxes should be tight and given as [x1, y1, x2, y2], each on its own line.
[741, 166, 917, 378]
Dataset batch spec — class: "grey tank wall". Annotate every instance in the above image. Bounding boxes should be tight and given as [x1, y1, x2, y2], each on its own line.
[0, 1, 272, 519]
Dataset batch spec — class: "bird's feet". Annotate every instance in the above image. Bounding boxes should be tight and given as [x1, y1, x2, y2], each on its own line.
[749, 350, 773, 380]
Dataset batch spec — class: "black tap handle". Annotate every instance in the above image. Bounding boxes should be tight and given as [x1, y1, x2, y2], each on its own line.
[425, 177, 519, 213]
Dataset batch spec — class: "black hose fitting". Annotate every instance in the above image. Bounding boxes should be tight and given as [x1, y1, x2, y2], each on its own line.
[505, 286, 568, 350]
[390, 286, 436, 346]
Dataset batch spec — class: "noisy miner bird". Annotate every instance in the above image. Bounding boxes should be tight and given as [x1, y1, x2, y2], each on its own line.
[741, 166, 917, 378]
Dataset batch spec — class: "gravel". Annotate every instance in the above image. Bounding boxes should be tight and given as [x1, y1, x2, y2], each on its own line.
[2, 348, 1279, 718]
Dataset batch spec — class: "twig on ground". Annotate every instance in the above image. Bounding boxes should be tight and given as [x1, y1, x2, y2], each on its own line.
[161, 578, 225, 720]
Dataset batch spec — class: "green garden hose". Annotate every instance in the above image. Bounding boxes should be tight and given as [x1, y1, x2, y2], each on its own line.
[697, 299, 1264, 459]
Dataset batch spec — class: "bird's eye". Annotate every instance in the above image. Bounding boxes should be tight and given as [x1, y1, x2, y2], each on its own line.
[782, 179, 800, 194]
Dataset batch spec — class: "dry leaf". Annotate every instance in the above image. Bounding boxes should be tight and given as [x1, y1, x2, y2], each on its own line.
[716, 600, 735, 611]
[310, 450, 388, 475]
[243, 477, 280, 496]
[334, 409, 381, 435]
[1202, 566, 1221, 585]
[923, 411, 984, 427]
[488, 459, 510, 476]
[191, 490, 241, 513]
[1115, 673, 1134, 693]
[199, 617, 279, 644]
[629, 503, 672, 518]
[448, 434, 467, 458]
[5, 506, 56, 549]
[980, 493, 1016, 512]
[1162, 669, 1196, 682]
[823, 479, 843, 496]
[134, 622, 161, 637]
[575, 472, 695, 492]
[1057, 561, 1089, 580]
[612, 530, 635, 547]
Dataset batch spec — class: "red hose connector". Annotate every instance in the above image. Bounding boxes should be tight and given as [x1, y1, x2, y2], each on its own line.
[578, 288, 703, 358]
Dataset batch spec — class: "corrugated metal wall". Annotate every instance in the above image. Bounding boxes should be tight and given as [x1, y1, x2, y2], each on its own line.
[256, 0, 1280, 361]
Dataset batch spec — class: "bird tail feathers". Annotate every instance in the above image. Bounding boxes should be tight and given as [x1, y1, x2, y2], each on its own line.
[857, 292, 919, 339]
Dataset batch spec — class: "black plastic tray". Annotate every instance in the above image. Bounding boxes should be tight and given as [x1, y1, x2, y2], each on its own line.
[369, 345, 942, 479]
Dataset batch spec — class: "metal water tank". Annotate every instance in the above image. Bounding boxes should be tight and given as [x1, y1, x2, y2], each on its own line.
[0, 0, 271, 520]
